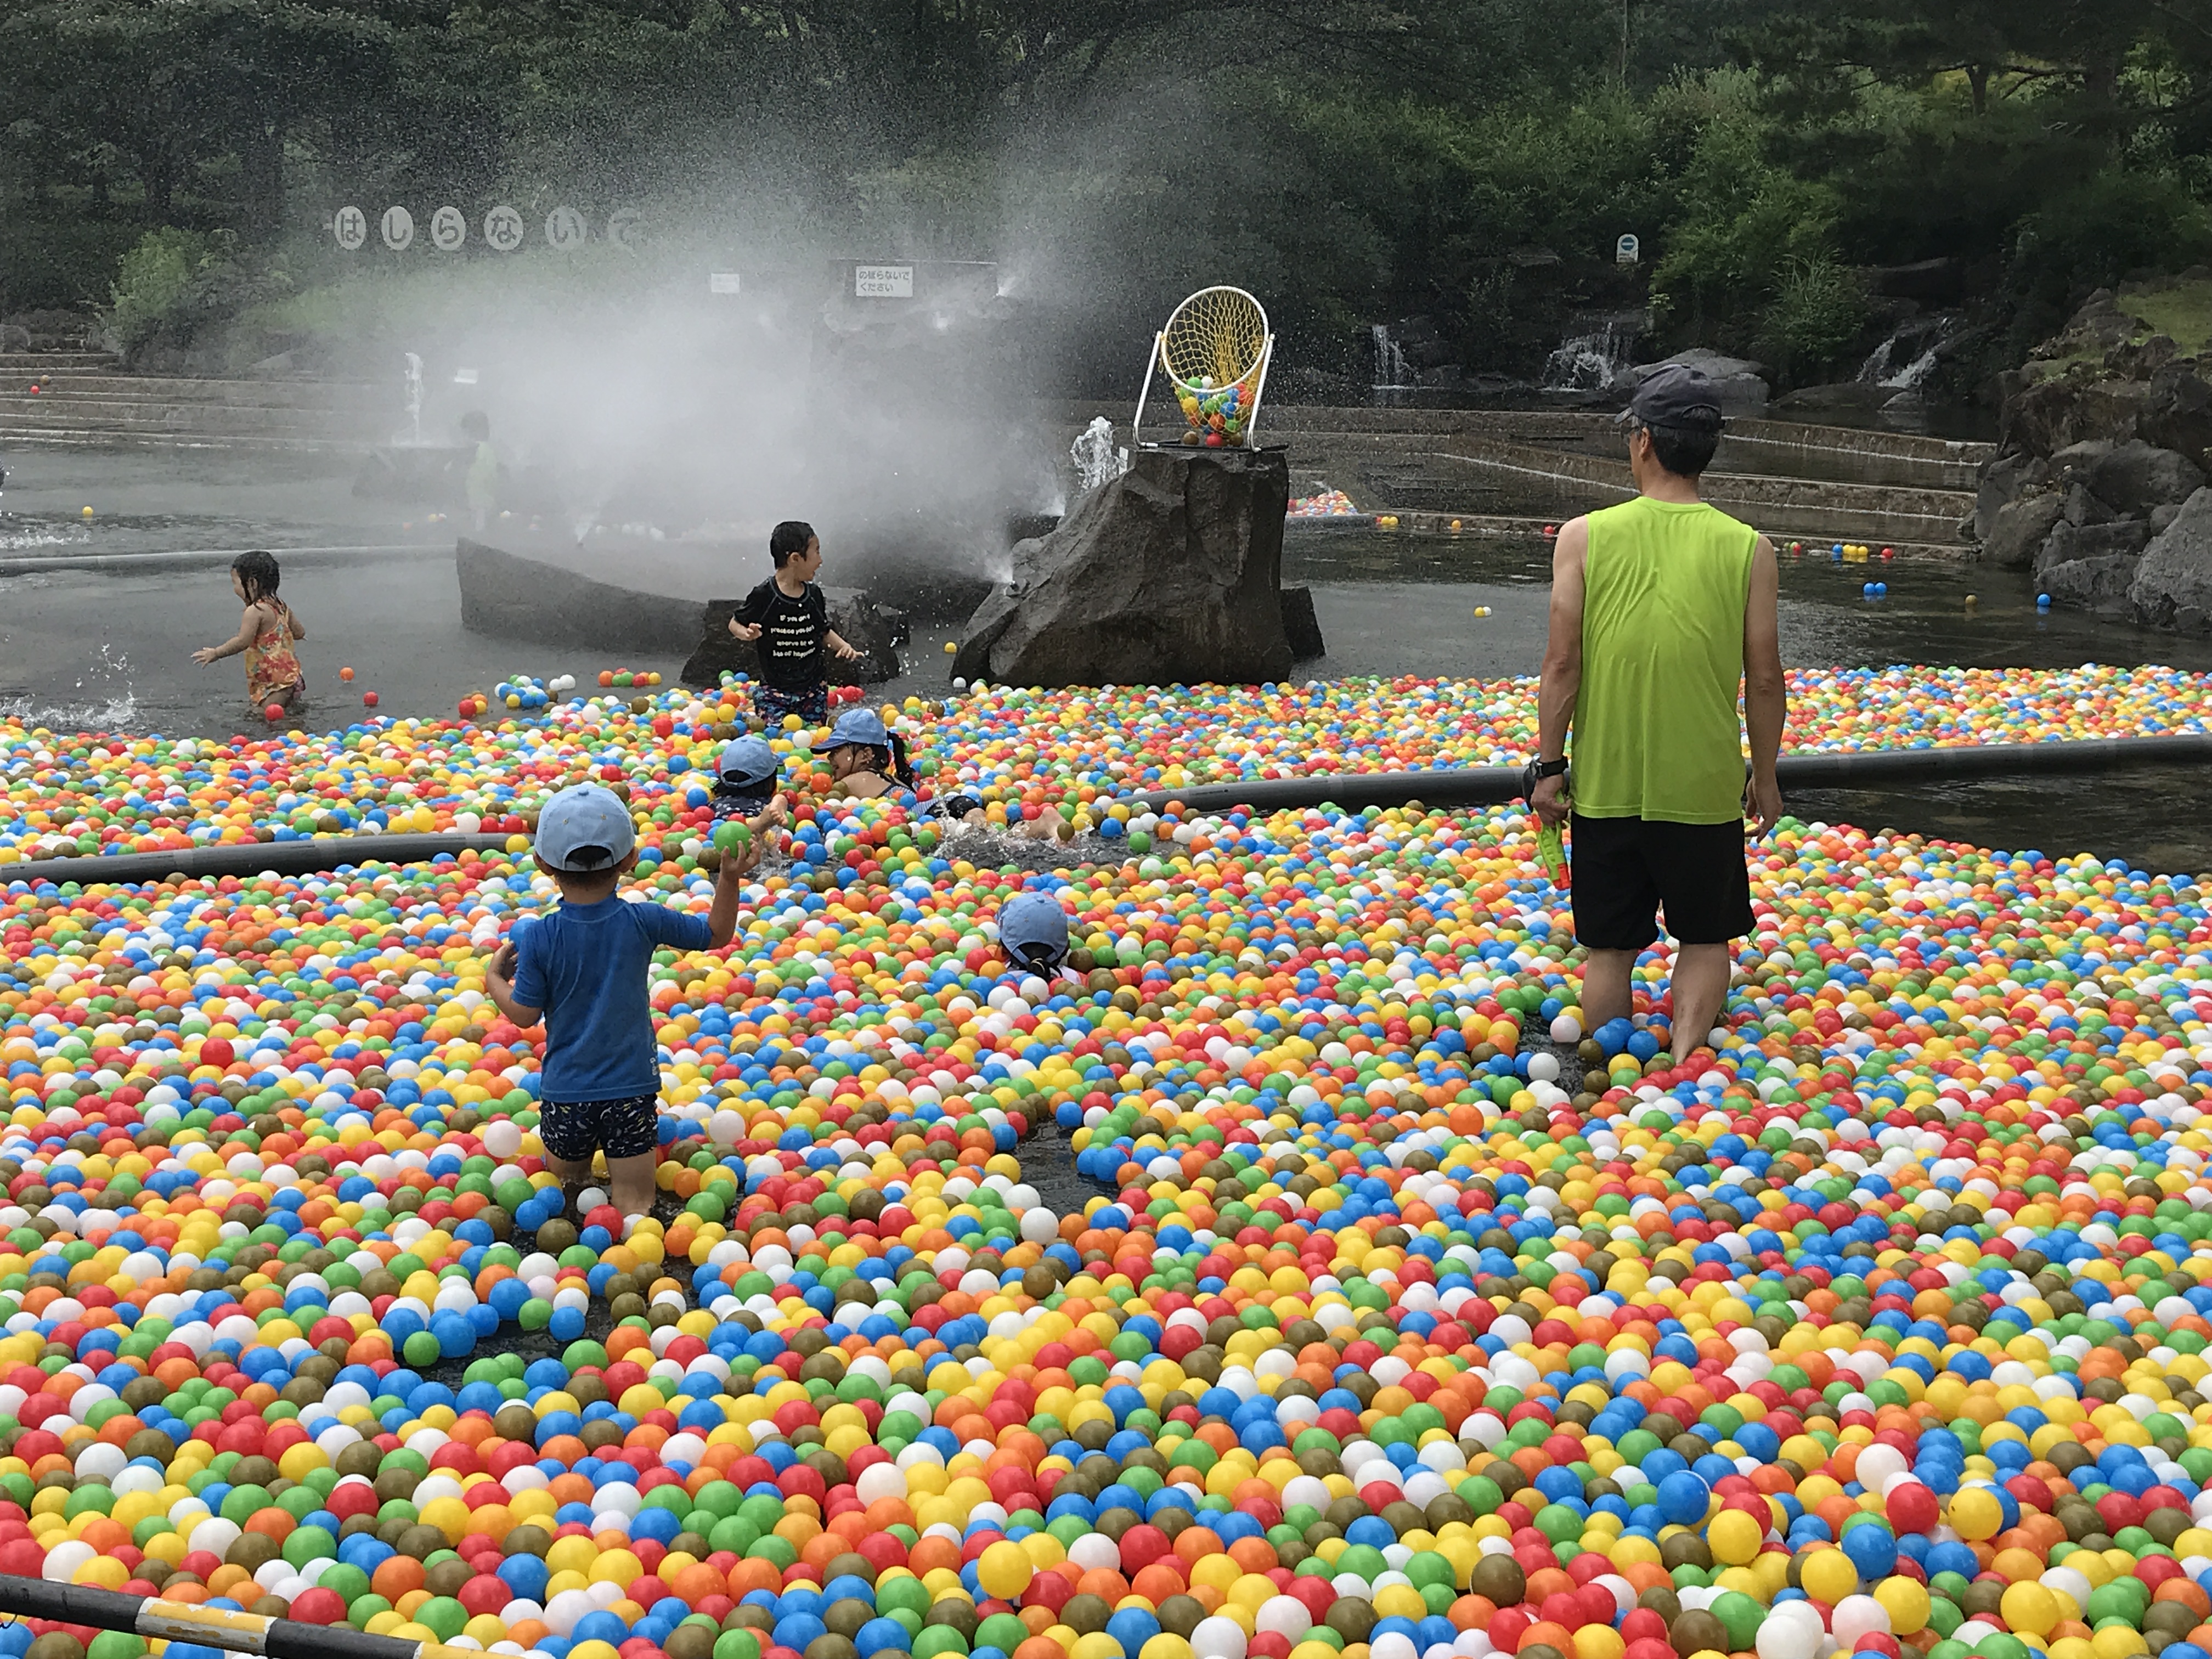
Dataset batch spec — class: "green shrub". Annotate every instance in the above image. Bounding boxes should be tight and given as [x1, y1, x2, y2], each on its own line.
[101, 227, 290, 357]
[1757, 255, 1867, 375]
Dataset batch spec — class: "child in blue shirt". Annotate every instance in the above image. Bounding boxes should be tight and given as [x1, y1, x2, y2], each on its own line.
[486, 782, 756, 1218]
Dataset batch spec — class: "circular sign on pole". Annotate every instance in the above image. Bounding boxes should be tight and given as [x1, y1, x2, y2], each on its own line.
[483, 205, 525, 252]
[381, 206, 415, 252]
[605, 207, 644, 250]
[334, 206, 368, 251]
[545, 206, 586, 250]
[430, 206, 467, 252]
[1616, 232, 1641, 266]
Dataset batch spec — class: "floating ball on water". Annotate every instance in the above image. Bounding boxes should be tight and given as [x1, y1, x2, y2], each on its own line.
[339, 666, 355, 681]
[264, 703, 285, 720]
[2037, 592, 2052, 607]
[362, 690, 378, 706]
[80, 506, 92, 517]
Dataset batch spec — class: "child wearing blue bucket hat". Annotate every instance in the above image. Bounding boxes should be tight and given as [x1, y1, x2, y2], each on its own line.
[486, 782, 755, 1220]
[815, 706, 916, 802]
[712, 735, 783, 825]
[996, 891, 1071, 981]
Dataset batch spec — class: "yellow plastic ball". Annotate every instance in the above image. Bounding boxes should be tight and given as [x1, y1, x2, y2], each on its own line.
[1874, 1575, 1931, 1635]
[1799, 1547, 1858, 1605]
[978, 1539, 1034, 1599]
[1948, 1486, 2004, 1542]
[2001, 1583, 2059, 1638]
[1708, 1508, 1762, 1567]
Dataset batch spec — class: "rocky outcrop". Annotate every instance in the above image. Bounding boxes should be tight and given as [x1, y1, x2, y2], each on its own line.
[2034, 518, 2153, 579]
[1984, 494, 2064, 569]
[1975, 278, 2212, 624]
[2129, 487, 2212, 632]
[2041, 554, 2145, 609]
[1976, 453, 2048, 540]
[2087, 439, 2206, 515]
[1633, 348, 1768, 409]
[953, 447, 1294, 687]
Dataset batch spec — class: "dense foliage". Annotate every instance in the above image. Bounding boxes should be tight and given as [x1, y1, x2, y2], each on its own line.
[2, 0, 2209, 382]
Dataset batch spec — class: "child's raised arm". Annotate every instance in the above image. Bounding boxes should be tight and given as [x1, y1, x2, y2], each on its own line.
[194, 603, 265, 666]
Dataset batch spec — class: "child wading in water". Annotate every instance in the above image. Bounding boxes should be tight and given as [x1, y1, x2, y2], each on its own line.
[194, 550, 306, 720]
[726, 520, 859, 730]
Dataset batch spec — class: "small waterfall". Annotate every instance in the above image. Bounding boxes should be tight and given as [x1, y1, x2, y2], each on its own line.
[1372, 324, 1415, 405]
[1542, 322, 1637, 393]
[1859, 313, 1960, 389]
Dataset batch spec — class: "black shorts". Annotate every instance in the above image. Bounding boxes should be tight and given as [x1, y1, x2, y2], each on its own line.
[1570, 813, 1753, 950]
[538, 1093, 660, 1163]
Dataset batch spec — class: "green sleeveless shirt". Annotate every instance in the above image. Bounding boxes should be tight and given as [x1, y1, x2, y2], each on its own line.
[1571, 495, 1758, 823]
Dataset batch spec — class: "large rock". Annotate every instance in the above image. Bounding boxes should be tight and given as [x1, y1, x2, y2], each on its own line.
[1976, 453, 2047, 542]
[2130, 487, 2212, 630]
[2034, 518, 2153, 579]
[2088, 439, 2207, 515]
[953, 447, 1293, 687]
[1982, 492, 2064, 569]
[2041, 554, 2145, 609]
[1632, 348, 1768, 409]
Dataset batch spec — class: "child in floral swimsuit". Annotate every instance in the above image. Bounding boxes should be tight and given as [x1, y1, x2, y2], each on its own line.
[194, 550, 306, 719]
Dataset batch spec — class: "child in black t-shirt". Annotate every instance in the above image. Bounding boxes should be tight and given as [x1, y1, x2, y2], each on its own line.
[727, 520, 859, 729]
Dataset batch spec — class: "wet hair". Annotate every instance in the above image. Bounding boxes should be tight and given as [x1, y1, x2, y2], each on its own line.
[838, 732, 915, 789]
[770, 521, 817, 568]
[1640, 409, 1723, 478]
[460, 411, 489, 441]
[232, 549, 281, 605]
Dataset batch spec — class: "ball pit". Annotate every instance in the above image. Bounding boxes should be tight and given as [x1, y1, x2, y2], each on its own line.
[1, 675, 2211, 1659]
[18, 665, 2208, 867]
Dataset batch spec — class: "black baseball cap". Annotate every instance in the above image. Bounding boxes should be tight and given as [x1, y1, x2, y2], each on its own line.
[1621, 363, 1723, 427]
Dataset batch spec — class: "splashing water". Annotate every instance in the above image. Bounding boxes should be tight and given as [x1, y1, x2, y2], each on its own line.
[1070, 417, 1128, 494]
[1542, 323, 1637, 392]
[1859, 314, 1961, 389]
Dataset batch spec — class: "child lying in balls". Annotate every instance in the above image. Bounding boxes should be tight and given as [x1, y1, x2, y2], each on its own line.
[486, 782, 755, 1219]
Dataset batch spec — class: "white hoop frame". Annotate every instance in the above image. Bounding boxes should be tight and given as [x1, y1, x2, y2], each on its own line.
[1130, 286, 1276, 449]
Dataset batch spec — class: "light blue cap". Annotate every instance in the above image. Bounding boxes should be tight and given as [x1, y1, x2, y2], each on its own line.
[533, 783, 635, 872]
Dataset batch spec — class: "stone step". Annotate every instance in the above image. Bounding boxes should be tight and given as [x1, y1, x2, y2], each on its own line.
[0, 375, 385, 409]
[0, 352, 119, 371]
[0, 422, 360, 453]
[0, 396, 381, 437]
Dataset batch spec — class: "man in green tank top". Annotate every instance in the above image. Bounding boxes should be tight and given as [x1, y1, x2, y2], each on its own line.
[1528, 364, 1787, 1068]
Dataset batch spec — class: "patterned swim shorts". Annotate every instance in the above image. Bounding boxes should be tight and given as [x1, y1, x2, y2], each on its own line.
[755, 682, 827, 730]
[538, 1093, 659, 1163]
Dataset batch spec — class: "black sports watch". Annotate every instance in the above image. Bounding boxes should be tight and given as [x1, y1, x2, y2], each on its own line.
[1531, 757, 1569, 780]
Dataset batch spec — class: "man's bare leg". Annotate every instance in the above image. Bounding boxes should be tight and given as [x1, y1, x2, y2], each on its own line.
[1667, 942, 1733, 1059]
[1578, 948, 1635, 1029]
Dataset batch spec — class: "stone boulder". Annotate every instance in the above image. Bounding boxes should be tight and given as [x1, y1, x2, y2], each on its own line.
[2041, 554, 2145, 609]
[2130, 488, 2212, 631]
[2085, 440, 2206, 516]
[2034, 518, 2153, 580]
[1976, 453, 2047, 542]
[954, 447, 1293, 687]
[1982, 493, 2064, 570]
[1633, 348, 1768, 409]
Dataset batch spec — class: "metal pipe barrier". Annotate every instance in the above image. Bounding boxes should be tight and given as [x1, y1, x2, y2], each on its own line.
[0, 1578, 482, 1659]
